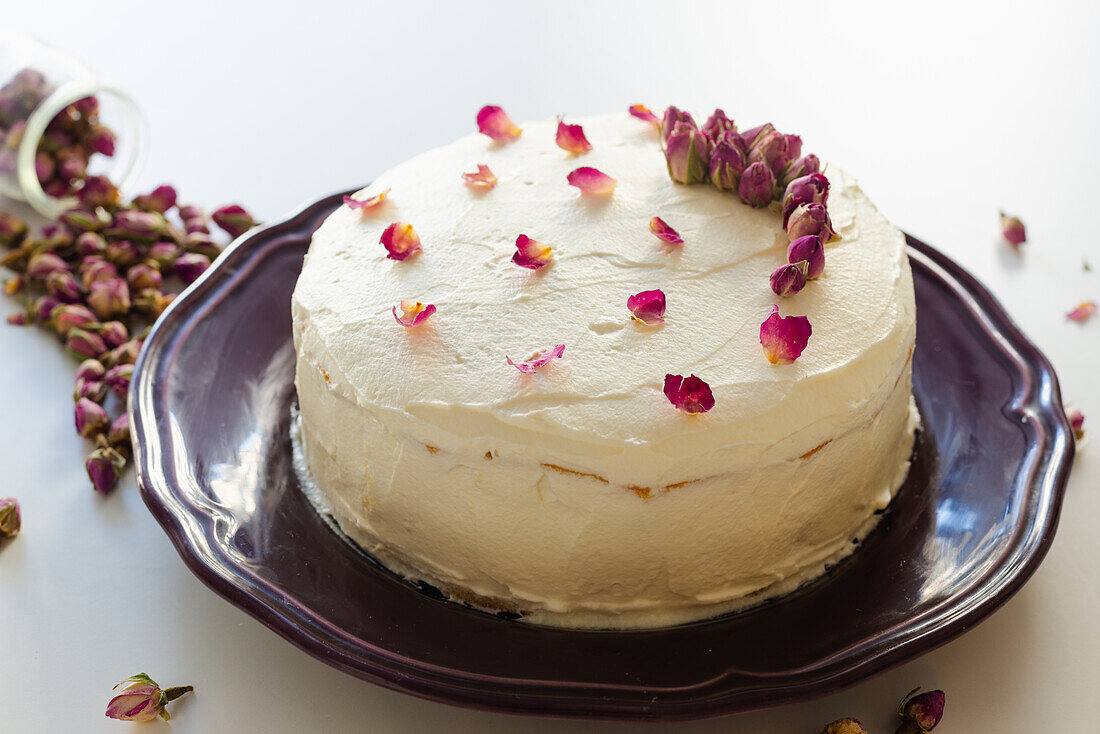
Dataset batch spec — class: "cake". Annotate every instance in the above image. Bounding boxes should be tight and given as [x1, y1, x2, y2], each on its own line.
[291, 108, 918, 628]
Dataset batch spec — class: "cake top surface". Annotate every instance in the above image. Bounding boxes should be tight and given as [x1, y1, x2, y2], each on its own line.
[292, 113, 914, 481]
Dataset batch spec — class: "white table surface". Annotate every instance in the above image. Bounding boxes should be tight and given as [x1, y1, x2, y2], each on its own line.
[3, 2, 1097, 731]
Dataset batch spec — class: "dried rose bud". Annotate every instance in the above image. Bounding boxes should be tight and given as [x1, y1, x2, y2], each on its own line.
[103, 339, 142, 368]
[738, 160, 775, 207]
[821, 719, 869, 734]
[664, 121, 710, 185]
[34, 151, 56, 184]
[702, 108, 736, 142]
[760, 304, 812, 364]
[74, 376, 107, 403]
[105, 673, 193, 722]
[748, 129, 793, 175]
[108, 210, 166, 242]
[770, 261, 808, 297]
[5, 312, 26, 326]
[51, 304, 96, 336]
[79, 257, 119, 290]
[212, 204, 257, 238]
[174, 252, 211, 284]
[75, 231, 107, 257]
[0, 212, 28, 248]
[105, 363, 133, 397]
[738, 122, 775, 151]
[146, 241, 180, 270]
[183, 231, 221, 259]
[25, 252, 70, 281]
[76, 358, 107, 383]
[86, 445, 126, 494]
[32, 296, 59, 323]
[77, 175, 119, 208]
[104, 240, 142, 268]
[661, 106, 696, 141]
[1067, 406, 1085, 441]
[126, 263, 162, 291]
[87, 125, 116, 156]
[782, 172, 830, 227]
[627, 289, 667, 325]
[108, 413, 130, 448]
[133, 289, 174, 319]
[73, 95, 98, 116]
[709, 133, 746, 192]
[787, 202, 838, 243]
[663, 373, 715, 414]
[43, 178, 71, 199]
[0, 497, 20, 539]
[787, 234, 825, 279]
[177, 204, 203, 222]
[782, 154, 821, 187]
[59, 208, 106, 232]
[75, 397, 110, 438]
[133, 184, 177, 213]
[2, 274, 22, 295]
[87, 277, 131, 319]
[57, 150, 88, 181]
[92, 320, 129, 349]
[898, 688, 945, 732]
[1000, 212, 1026, 248]
[45, 270, 82, 303]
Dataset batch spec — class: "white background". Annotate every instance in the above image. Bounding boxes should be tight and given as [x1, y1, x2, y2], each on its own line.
[2, 1, 1098, 731]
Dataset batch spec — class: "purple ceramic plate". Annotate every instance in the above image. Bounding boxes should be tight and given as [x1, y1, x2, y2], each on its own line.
[130, 190, 1073, 721]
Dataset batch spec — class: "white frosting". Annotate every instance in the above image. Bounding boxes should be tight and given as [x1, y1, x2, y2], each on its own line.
[292, 113, 917, 628]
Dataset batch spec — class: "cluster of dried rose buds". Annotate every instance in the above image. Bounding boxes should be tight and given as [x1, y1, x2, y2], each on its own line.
[0, 68, 117, 200]
[1, 177, 257, 493]
[821, 687, 945, 734]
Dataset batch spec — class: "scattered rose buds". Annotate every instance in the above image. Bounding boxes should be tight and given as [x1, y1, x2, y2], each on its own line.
[344, 188, 390, 211]
[86, 445, 126, 494]
[629, 104, 660, 127]
[477, 105, 522, 142]
[174, 253, 211, 284]
[627, 289, 667, 325]
[108, 413, 130, 448]
[1066, 406, 1085, 441]
[132, 184, 177, 213]
[511, 234, 554, 270]
[507, 344, 565, 373]
[783, 172, 830, 227]
[75, 397, 110, 438]
[709, 133, 746, 192]
[738, 161, 775, 207]
[1000, 211, 1026, 248]
[663, 373, 715, 414]
[461, 164, 498, 189]
[380, 222, 422, 261]
[105, 673, 193, 723]
[0, 497, 20, 539]
[1066, 301, 1097, 323]
[567, 166, 616, 195]
[105, 363, 133, 398]
[770, 261, 808, 297]
[555, 118, 592, 154]
[787, 234, 825, 279]
[648, 216, 683, 244]
[211, 204, 258, 239]
[896, 688, 945, 733]
[760, 304, 812, 364]
[702, 108, 736, 141]
[392, 300, 436, 328]
[821, 719, 869, 734]
[787, 202, 838, 243]
[664, 120, 709, 185]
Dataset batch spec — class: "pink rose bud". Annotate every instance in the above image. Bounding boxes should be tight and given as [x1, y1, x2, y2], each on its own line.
[127, 263, 162, 291]
[1067, 406, 1085, 441]
[74, 376, 107, 403]
[75, 231, 107, 257]
[770, 261, 808, 297]
[748, 129, 793, 175]
[660, 106, 696, 142]
[76, 175, 119, 208]
[738, 161, 775, 207]
[43, 179, 71, 198]
[147, 242, 180, 270]
[782, 154, 821, 187]
[627, 288, 667, 325]
[46, 270, 82, 303]
[5, 312, 26, 326]
[76, 358, 107, 382]
[0, 497, 20, 539]
[476, 105, 522, 142]
[35, 150, 56, 184]
[759, 304, 812, 365]
[32, 296, 59, 323]
[786, 202, 838, 243]
[174, 253, 211, 284]
[87, 277, 131, 319]
[57, 150, 88, 181]
[898, 688, 945, 732]
[25, 252, 70, 281]
[1000, 212, 1026, 248]
[212, 204, 257, 239]
[702, 108, 736, 142]
[0, 213, 28, 247]
[184, 232, 221, 259]
[709, 132, 746, 192]
[51, 304, 96, 336]
[93, 320, 129, 349]
[79, 257, 119, 290]
[105, 339, 143, 367]
[108, 413, 130, 448]
[785, 134, 803, 161]
[738, 122, 775, 151]
[73, 95, 99, 116]
[663, 373, 715, 414]
[782, 173, 830, 227]
[105, 673, 193, 722]
[75, 397, 110, 438]
[108, 210, 166, 242]
[87, 125, 116, 156]
[105, 240, 141, 268]
[821, 719, 869, 734]
[133, 184, 178, 213]
[787, 234, 825, 279]
[60, 207, 107, 232]
[86, 446, 126, 494]
[664, 122, 710, 184]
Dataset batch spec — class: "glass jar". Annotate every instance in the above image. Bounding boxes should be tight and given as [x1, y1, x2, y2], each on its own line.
[0, 31, 146, 218]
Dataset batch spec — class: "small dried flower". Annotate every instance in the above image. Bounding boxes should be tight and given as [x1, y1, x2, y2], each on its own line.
[76, 358, 106, 383]
[627, 289, 667, 325]
[664, 121, 709, 185]
[649, 216, 683, 245]
[821, 719, 869, 734]
[663, 373, 715, 414]
[738, 122, 775, 151]
[66, 327, 108, 359]
[33, 296, 61, 323]
[105, 239, 142, 268]
[75, 397, 110, 438]
[212, 204, 257, 238]
[59, 208, 105, 232]
[174, 253, 211, 284]
[661, 106, 696, 140]
[1066, 301, 1097, 323]
[92, 320, 129, 349]
[701, 108, 736, 141]
[45, 270, 82, 303]
[73, 377, 107, 403]
[770, 261, 808, 297]
[51, 304, 96, 336]
[747, 129, 794, 175]
[105, 673, 193, 723]
[105, 363, 134, 398]
[0, 213, 28, 248]
[476, 105, 522, 142]
[34, 150, 55, 183]
[344, 188, 391, 212]
[567, 166, 617, 195]
[108, 210, 166, 242]
[782, 154, 821, 187]
[132, 184, 177, 213]
[146, 241, 180, 269]
[75, 231, 107, 257]
[629, 104, 660, 127]
[897, 688, 945, 732]
[511, 234, 553, 270]
[461, 164, 498, 189]
[85, 445, 126, 494]
[787, 234, 825, 279]
[183, 232, 221, 259]
[738, 160, 775, 207]
[25, 252, 70, 281]
[87, 277, 131, 319]
[1000, 212, 1026, 248]
[87, 125, 116, 156]
[76, 175, 119, 208]
[760, 304, 812, 365]
[127, 263, 162, 291]
[1067, 406, 1085, 441]
[79, 257, 118, 290]
[108, 414, 130, 448]
[104, 339, 142, 368]
[782, 173, 830, 227]
[507, 344, 565, 373]
[392, 300, 437, 328]
[556, 118, 592, 154]
[709, 132, 746, 192]
[380, 222, 422, 261]
[5, 312, 26, 326]
[0, 497, 19, 539]
[786, 202, 838, 243]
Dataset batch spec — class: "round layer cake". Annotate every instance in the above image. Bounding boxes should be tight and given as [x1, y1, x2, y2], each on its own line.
[291, 112, 917, 628]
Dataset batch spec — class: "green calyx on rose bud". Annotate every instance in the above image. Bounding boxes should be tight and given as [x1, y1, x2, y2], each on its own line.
[105, 673, 193, 722]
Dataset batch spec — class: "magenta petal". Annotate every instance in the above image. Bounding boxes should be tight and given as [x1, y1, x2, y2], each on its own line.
[507, 344, 565, 373]
[511, 234, 553, 269]
[477, 105, 522, 142]
[567, 166, 616, 195]
[380, 222, 421, 261]
[627, 289, 666, 325]
[663, 374, 715, 414]
[344, 188, 390, 211]
[556, 118, 592, 154]
[759, 304, 812, 364]
[461, 164, 498, 189]
[629, 104, 660, 126]
[648, 216, 683, 244]
[392, 300, 436, 327]
[1067, 301, 1097, 322]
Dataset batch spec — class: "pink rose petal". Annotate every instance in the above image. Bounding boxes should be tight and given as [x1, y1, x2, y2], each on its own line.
[567, 166, 616, 195]
[556, 118, 592, 154]
[628, 289, 666, 325]
[648, 216, 683, 244]
[477, 105, 522, 142]
[392, 300, 436, 328]
[511, 234, 553, 270]
[663, 374, 715, 414]
[1067, 301, 1097, 322]
[759, 304, 812, 364]
[380, 222, 421, 261]
[462, 164, 498, 189]
[629, 104, 660, 127]
[343, 188, 390, 212]
[507, 344, 565, 373]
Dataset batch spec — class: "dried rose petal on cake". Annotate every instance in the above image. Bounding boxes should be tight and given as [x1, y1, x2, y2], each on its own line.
[506, 344, 565, 373]
[759, 304, 812, 365]
[629, 104, 660, 127]
[477, 105, 522, 142]
[380, 222, 422, 261]
[567, 166, 616, 195]
[1067, 406, 1085, 441]
[556, 118, 592, 154]
[1000, 211, 1026, 248]
[648, 216, 683, 244]
[512, 234, 554, 269]
[770, 261, 808, 297]
[344, 188, 391, 211]
[627, 289, 667, 325]
[663, 374, 715, 414]
[786, 202, 838, 243]
[1066, 301, 1097, 322]
[392, 300, 437, 328]
[462, 164, 498, 189]
[787, 234, 825, 279]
